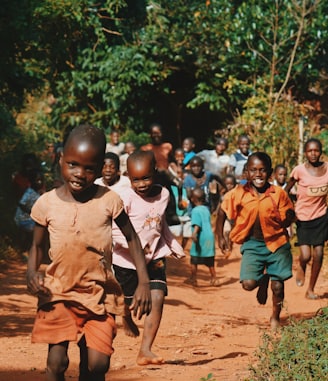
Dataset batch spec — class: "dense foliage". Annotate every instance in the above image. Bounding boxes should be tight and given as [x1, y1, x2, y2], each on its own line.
[1, 1, 327, 138]
[247, 308, 328, 381]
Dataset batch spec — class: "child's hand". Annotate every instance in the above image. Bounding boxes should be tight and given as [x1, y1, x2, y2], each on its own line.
[191, 232, 198, 243]
[130, 283, 152, 320]
[218, 237, 229, 253]
[282, 208, 296, 227]
[286, 208, 296, 221]
[27, 270, 51, 297]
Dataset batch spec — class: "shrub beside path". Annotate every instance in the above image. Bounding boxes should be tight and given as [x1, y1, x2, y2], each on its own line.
[0, 245, 327, 381]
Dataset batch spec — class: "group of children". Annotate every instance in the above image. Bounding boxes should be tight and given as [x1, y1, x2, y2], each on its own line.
[24, 123, 328, 380]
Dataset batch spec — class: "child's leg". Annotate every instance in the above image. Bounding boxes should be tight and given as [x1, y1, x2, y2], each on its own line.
[122, 303, 140, 337]
[137, 289, 165, 365]
[46, 342, 69, 381]
[209, 266, 220, 286]
[78, 338, 110, 381]
[306, 245, 324, 299]
[296, 244, 311, 286]
[78, 312, 115, 381]
[185, 263, 197, 286]
[181, 237, 189, 249]
[191, 263, 197, 280]
[270, 280, 284, 330]
[86, 348, 110, 381]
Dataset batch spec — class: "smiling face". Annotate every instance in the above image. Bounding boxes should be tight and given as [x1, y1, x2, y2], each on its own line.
[182, 138, 195, 153]
[102, 158, 119, 186]
[174, 149, 185, 165]
[238, 137, 250, 155]
[189, 157, 204, 178]
[150, 125, 163, 145]
[247, 155, 271, 191]
[127, 153, 155, 197]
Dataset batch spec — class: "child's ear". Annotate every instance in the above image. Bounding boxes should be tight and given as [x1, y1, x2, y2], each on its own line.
[59, 151, 64, 166]
[268, 168, 273, 178]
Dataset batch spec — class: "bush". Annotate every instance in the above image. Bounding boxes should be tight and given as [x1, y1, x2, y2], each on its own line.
[247, 308, 328, 381]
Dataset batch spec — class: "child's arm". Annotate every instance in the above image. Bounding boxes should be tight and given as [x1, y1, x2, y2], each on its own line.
[27, 223, 50, 296]
[191, 225, 200, 243]
[210, 174, 227, 193]
[284, 177, 296, 195]
[215, 207, 229, 252]
[114, 210, 152, 320]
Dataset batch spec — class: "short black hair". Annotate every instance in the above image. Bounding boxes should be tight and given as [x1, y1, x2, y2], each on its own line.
[247, 152, 272, 172]
[274, 164, 287, 173]
[304, 138, 322, 153]
[127, 150, 156, 171]
[104, 152, 120, 170]
[190, 155, 204, 166]
[215, 137, 228, 148]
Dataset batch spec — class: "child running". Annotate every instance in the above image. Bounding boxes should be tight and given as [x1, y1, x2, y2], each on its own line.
[285, 138, 328, 300]
[112, 150, 185, 366]
[220, 174, 237, 258]
[27, 124, 151, 381]
[216, 152, 295, 330]
[186, 187, 219, 286]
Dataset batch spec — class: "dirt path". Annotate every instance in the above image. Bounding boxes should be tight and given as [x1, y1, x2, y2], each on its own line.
[1, 246, 328, 381]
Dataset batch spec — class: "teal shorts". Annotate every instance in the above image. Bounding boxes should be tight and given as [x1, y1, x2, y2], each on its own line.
[240, 238, 292, 282]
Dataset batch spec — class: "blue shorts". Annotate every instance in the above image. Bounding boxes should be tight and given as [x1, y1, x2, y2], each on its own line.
[113, 258, 167, 306]
[240, 239, 292, 282]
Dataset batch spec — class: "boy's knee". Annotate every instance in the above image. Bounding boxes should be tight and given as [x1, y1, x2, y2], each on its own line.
[47, 353, 69, 375]
[88, 357, 110, 374]
[271, 280, 284, 296]
[241, 279, 257, 291]
[151, 289, 165, 304]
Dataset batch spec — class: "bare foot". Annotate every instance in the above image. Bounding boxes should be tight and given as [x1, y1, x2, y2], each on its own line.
[270, 317, 280, 332]
[184, 277, 197, 286]
[296, 265, 305, 287]
[305, 291, 319, 300]
[222, 250, 231, 259]
[137, 351, 165, 366]
[122, 315, 140, 337]
[210, 278, 220, 287]
[256, 274, 270, 305]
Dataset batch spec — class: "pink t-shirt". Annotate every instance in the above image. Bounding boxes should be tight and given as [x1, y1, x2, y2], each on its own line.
[291, 162, 328, 221]
[112, 185, 185, 269]
[31, 185, 124, 314]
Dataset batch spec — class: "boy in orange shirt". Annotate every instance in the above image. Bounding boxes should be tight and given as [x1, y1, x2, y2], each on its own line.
[216, 152, 295, 330]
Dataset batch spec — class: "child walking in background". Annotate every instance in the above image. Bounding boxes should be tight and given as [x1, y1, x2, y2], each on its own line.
[183, 155, 226, 214]
[273, 164, 295, 238]
[186, 187, 219, 287]
[228, 134, 252, 182]
[216, 152, 295, 330]
[169, 164, 192, 250]
[14, 169, 45, 254]
[182, 137, 196, 171]
[27, 124, 151, 381]
[220, 174, 237, 258]
[285, 138, 328, 300]
[112, 150, 185, 366]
